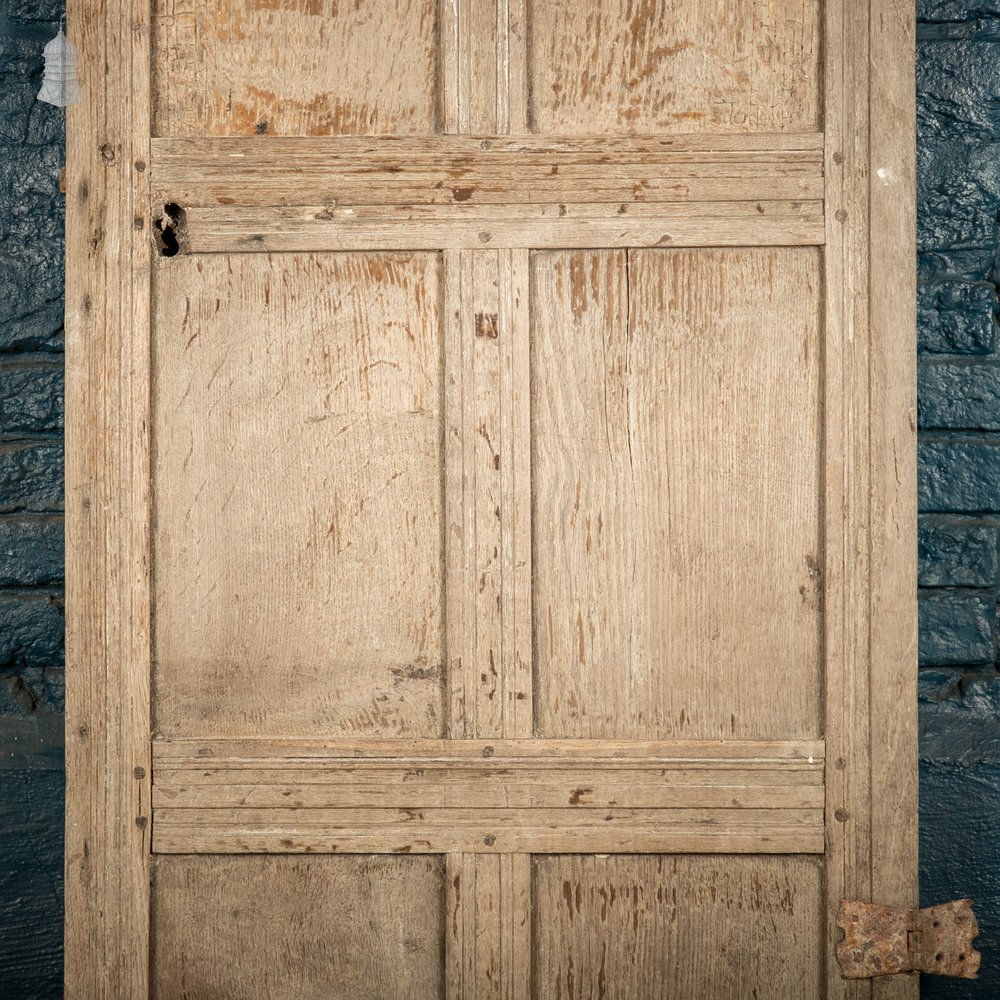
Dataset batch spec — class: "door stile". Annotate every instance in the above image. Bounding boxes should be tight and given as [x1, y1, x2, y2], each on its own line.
[443, 244, 534, 996]
[869, 2, 919, 999]
[446, 852, 531, 1000]
[64, 0, 153, 996]
[443, 8, 533, 995]
[823, 0, 873, 994]
[442, 0, 522, 134]
[823, 0, 918, 998]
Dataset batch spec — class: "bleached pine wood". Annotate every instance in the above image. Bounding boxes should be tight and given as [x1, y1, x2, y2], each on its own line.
[152, 745, 824, 809]
[869, 4, 919, 1000]
[152, 253, 445, 738]
[821, 3, 890, 999]
[532, 855, 824, 1000]
[152, 737, 826, 765]
[68, 0, 917, 994]
[64, 0, 152, 995]
[149, 135, 825, 209]
[151, 0, 438, 137]
[532, 248, 823, 740]
[150, 738, 826, 861]
[441, 0, 527, 135]
[446, 854, 530, 1000]
[152, 806, 824, 856]
[153, 773, 823, 810]
[170, 200, 825, 253]
[151, 856, 446, 999]
[528, 0, 821, 135]
[445, 249, 532, 739]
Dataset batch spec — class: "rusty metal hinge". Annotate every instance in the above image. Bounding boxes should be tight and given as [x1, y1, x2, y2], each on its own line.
[836, 899, 981, 979]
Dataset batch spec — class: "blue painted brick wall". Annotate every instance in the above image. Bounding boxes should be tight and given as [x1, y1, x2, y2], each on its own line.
[0, 2, 65, 997]
[919, 2, 1000, 997]
[2, 1, 1000, 997]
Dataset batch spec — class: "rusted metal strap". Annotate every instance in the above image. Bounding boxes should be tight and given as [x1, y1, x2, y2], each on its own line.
[836, 899, 981, 979]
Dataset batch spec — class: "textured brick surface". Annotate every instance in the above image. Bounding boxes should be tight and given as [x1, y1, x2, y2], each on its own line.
[0, 592, 64, 673]
[917, 8, 1000, 995]
[0, 363, 63, 434]
[919, 591, 996, 665]
[920, 361, 1000, 427]
[919, 518, 999, 586]
[919, 439, 1000, 512]
[0, 516, 63, 586]
[0, 5, 65, 997]
[0, 442, 62, 513]
[917, 282, 997, 355]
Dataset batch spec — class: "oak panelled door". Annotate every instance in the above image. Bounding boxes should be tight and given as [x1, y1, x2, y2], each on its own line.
[64, 1, 916, 997]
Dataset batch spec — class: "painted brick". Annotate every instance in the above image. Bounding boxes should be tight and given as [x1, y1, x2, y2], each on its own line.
[0, 145, 64, 355]
[919, 248, 996, 283]
[919, 670, 1000, 998]
[4, 2, 64, 23]
[919, 439, 1000, 512]
[920, 760, 1000, 1000]
[0, 592, 64, 672]
[920, 669, 1000, 763]
[0, 516, 62, 586]
[0, 667, 63, 716]
[918, 38, 1000, 142]
[917, 281, 996, 355]
[0, 769, 63, 1000]
[0, 363, 63, 434]
[918, 138, 1000, 251]
[0, 28, 63, 148]
[919, 519, 999, 586]
[919, 591, 995, 666]
[0, 441, 62, 512]
[920, 361, 1000, 427]
[918, 2, 1000, 21]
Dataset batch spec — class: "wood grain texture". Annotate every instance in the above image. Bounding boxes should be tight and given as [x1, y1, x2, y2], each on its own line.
[149, 135, 826, 208]
[445, 249, 532, 739]
[532, 249, 823, 740]
[152, 0, 438, 137]
[823, 2, 877, 998]
[869, 3, 918, 999]
[151, 252, 445, 738]
[64, 0, 152, 995]
[152, 742, 824, 809]
[152, 806, 823, 855]
[151, 739, 825, 854]
[67, 0, 919, 991]
[169, 200, 825, 253]
[528, 0, 821, 135]
[531, 855, 824, 1000]
[153, 737, 826, 764]
[441, 0, 526, 134]
[151, 855, 446, 999]
[446, 853, 530, 1000]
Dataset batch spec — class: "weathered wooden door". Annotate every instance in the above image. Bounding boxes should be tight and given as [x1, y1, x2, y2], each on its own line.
[65, 1, 917, 997]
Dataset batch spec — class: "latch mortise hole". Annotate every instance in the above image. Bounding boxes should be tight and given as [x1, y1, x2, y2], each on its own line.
[154, 202, 186, 257]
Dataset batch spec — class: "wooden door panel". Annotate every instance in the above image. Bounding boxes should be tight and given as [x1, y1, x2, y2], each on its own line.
[150, 855, 446, 999]
[152, 252, 445, 738]
[151, 0, 440, 136]
[532, 247, 822, 740]
[65, 0, 917, 997]
[532, 854, 824, 1000]
[528, 0, 822, 135]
